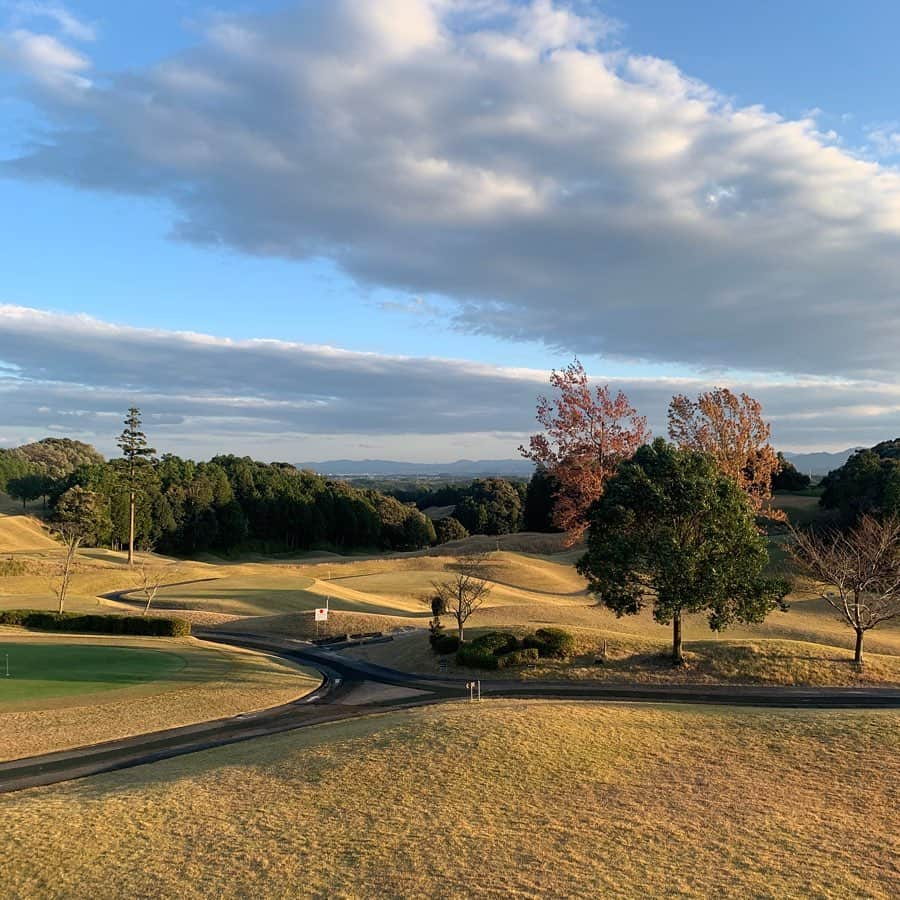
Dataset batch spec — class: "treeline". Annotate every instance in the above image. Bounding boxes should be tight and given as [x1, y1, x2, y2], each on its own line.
[1, 439, 438, 555]
[820, 439, 900, 524]
[383, 470, 561, 538]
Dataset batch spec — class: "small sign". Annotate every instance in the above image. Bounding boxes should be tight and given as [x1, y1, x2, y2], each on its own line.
[315, 607, 328, 622]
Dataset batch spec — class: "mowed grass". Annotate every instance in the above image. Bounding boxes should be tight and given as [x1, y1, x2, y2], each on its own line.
[0, 641, 185, 704]
[0, 633, 320, 760]
[1, 701, 897, 898]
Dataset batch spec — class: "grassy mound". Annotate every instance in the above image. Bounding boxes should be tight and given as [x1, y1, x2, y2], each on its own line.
[1, 701, 897, 898]
[0, 512, 58, 553]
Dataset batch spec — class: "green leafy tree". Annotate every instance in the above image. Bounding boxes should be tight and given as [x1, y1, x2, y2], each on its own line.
[578, 439, 789, 664]
[6, 472, 49, 510]
[523, 466, 560, 532]
[114, 408, 156, 566]
[821, 442, 900, 525]
[15, 438, 104, 481]
[434, 516, 469, 544]
[772, 453, 811, 492]
[454, 478, 524, 535]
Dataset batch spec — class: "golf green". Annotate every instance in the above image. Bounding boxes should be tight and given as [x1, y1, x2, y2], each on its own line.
[0, 641, 187, 705]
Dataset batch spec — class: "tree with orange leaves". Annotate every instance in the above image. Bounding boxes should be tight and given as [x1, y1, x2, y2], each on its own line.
[667, 388, 780, 517]
[520, 359, 648, 543]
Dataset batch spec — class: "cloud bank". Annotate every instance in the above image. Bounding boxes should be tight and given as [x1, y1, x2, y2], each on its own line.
[4, 0, 900, 379]
[0, 306, 897, 459]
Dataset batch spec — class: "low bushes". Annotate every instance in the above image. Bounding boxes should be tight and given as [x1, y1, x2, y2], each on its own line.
[471, 631, 518, 656]
[497, 647, 539, 669]
[456, 643, 499, 670]
[0, 609, 191, 637]
[431, 633, 460, 654]
[455, 627, 576, 670]
[524, 627, 577, 660]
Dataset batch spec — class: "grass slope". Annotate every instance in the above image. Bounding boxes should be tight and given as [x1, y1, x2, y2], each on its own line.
[1, 701, 897, 898]
[0, 512, 58, 552]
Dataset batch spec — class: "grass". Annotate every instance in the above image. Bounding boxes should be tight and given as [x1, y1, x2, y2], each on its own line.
[1, 521, 899, 688]
[0, 700, 896, 898]
[347, 628, 900, 686]
[0, 511, 58, 552]
[0, 641, 186, 704]
[0, 633, 320, 760]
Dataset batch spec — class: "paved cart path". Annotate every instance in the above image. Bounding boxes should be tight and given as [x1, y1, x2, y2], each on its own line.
[1, 627, 899, 794]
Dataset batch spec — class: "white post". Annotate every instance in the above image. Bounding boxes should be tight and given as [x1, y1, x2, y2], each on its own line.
[477, 680, 481, 702]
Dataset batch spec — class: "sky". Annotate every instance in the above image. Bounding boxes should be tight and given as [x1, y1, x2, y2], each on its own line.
[2, 0, 900, 461]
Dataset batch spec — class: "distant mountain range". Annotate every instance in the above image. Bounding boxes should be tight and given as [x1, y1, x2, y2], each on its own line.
[782, 448, 861, 476]
[297, 458, 535, 477]
[300, 449, 863, 479]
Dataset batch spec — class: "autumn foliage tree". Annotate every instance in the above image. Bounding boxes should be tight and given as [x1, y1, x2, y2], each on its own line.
[667, 388, 780, 517]
[520, 360, 648, 543]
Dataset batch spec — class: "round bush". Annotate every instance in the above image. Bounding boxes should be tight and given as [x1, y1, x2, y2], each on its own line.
[471, 631, 519, 656]
[524, 627, 576, 659]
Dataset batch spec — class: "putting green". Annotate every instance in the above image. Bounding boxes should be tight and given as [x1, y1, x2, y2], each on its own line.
[0, 642, 186, 705]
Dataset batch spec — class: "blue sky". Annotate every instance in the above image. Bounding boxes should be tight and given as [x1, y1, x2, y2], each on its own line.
[2, 1, 900, 459]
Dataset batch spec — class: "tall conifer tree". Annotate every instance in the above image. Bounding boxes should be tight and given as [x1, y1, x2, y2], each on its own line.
[115, 408, 156, 566]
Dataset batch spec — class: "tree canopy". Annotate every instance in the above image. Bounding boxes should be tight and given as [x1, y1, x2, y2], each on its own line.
[578, 439, 789, 664]
[821, 440, 900, 524]
[668, 388, 780, 516]
[521, 358, 648, 542]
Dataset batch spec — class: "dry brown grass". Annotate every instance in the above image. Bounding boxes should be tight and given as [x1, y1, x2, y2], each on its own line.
[348, 629, 900, 686]
[0, 701, 896, 898]
[211, 609, 422, 640]
[0, 633, 319, 760]
[0, 512, 59, 552]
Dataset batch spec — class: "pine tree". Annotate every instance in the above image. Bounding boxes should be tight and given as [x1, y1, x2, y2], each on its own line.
[115, 408, 156, 566]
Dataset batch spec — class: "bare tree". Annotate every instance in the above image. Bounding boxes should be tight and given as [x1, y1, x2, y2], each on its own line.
[432, 552, 492, 642]
[52, 537, 79, 615]
[790, 515, 900, 666]
[137, 563, 167, 615]
[51, 487, 108, 614]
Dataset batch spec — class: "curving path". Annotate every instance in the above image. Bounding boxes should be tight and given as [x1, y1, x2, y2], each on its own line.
[1, 627, 899, 794]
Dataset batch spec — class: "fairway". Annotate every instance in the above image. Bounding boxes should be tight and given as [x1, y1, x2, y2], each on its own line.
[0, 642, 185, 705]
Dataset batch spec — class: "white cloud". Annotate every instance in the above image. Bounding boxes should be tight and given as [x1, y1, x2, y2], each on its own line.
[9, 2, 96, 41]
[4, 1, 900, 381]
[0, 306, 898, 458]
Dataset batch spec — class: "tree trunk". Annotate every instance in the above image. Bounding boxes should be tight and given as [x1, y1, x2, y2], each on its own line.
[128, 490, 136, 567]
[854, 628, 864, 667]
[457, 618, 464, 642]
[672, 610, 684, 666]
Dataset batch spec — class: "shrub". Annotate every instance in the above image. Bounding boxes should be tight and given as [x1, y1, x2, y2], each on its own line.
[497, 647, 539, 669]
[471, 631, 519, 656]
[432, 633, 460, 655]
[456, 644, 499, 670]
[524, 627, 576, 659]
[0, 609, 190, 637]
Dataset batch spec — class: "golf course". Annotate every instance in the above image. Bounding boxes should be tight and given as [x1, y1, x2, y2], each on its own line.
[1, 491, 899, 897]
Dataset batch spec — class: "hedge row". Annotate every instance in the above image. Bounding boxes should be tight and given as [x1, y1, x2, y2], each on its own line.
[0, 609, 191, 637]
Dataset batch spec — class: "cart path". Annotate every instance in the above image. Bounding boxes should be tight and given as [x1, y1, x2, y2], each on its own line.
[1, 627, 899, 794]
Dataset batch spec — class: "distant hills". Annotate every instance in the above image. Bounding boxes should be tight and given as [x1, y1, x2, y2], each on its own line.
[782, 448, 861, 476]
[297, 458, 535, 478]
[300, 449, 863, 479]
